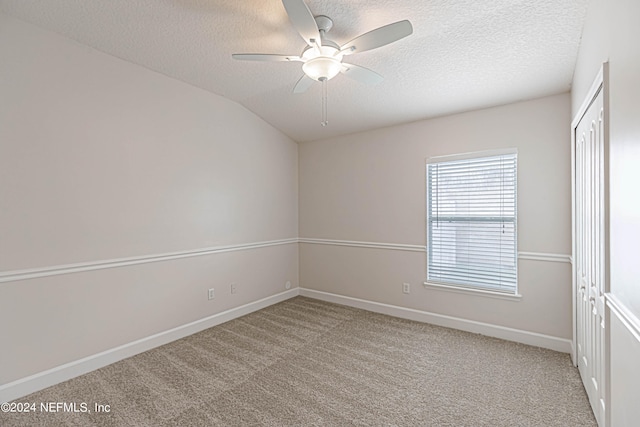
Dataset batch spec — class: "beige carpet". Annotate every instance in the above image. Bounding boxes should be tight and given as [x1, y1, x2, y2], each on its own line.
[1, 296, 596, 426]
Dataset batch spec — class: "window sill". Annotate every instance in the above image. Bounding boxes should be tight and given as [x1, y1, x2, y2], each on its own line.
[423, 281, 522, 301]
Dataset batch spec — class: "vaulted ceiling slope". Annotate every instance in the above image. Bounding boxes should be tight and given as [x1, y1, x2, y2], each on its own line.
[0, 0, 588, 142]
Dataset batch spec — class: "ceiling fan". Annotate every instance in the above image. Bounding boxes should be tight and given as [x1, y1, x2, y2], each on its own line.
[232, 0, 413, 126]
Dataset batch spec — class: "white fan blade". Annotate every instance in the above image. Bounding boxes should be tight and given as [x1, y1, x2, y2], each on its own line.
[341, 63, 384, 85]
[341, 20, 413, 55]
[293, 75, 315, 93]
[232, 54, 301, 62]
[282, 0, 321, 47]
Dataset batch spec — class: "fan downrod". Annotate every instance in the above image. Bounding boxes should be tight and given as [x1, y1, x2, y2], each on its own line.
[314, 15, 333, 34]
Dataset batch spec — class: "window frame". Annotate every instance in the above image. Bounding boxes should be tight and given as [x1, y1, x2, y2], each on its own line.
[425, 148, 519, 296]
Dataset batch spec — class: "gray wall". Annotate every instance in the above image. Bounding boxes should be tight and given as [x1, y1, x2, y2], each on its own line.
[572, 0, 640, 425]
[299, 93, 572, 340]
[0, 13, 299, 385]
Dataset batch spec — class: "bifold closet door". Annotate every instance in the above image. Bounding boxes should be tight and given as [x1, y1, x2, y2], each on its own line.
[575, 86, 606, 426]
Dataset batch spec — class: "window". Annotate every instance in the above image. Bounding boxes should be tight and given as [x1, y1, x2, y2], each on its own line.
[426, 149, 517, 294]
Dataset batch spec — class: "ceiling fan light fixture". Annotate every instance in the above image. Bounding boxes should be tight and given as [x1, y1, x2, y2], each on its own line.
[301, 45, 343, 81]
[302, 56, 342, 81]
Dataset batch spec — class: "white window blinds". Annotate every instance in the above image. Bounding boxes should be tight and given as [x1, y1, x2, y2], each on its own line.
[426, 150, 517, 293]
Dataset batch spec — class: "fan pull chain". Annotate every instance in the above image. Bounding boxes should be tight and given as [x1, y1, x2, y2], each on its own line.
[321, 77, 328, 126]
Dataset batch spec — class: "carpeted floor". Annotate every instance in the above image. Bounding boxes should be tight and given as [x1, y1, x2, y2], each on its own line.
[1, 296, 596, 426]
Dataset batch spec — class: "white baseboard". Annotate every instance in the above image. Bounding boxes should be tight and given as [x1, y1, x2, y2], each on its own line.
[2, 287, 572, 403]
[570, 341, 578, 367]
[299, 288, 572, 353]
[0, 289, 299, 403]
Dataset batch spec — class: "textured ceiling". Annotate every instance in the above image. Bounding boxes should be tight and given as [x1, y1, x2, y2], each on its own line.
[0, 0, 588, 142]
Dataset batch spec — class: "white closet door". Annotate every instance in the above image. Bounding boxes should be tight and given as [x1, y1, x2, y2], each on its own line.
[575, 86, 606, 426]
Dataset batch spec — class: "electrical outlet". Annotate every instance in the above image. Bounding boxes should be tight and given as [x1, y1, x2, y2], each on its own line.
[208, 288, 215, 300]
[403, 283, 410, 294]
[230, 283, 237, 294]
[285, 281, 291, 290]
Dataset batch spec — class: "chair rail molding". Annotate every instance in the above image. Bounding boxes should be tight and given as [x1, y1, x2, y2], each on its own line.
[300, 238, 571, 263]
[607, 293, 640, 343]
[2, 238, 571, 285]
[298, 238, 425, 252]
[0, 238, 298, 284]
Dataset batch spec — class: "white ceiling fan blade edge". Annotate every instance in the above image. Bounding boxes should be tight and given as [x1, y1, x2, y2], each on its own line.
[341, 20, 413, 55]
[341, 64, 384, 85]
[293, 75, 315, 93]
[282, 0, 321, 47]
[232, 54, 301, 62]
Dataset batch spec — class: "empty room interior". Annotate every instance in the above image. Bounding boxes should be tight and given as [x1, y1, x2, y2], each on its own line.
[1, 0, 639, 426]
